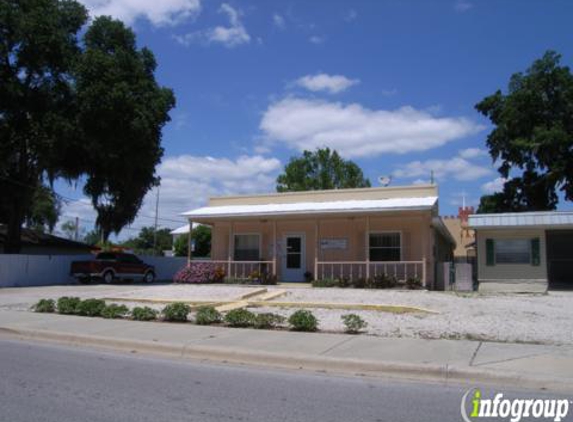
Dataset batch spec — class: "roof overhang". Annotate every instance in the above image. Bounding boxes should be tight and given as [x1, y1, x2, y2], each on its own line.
[432, 217, 457, 247]
[183, 197, 438, 220]
[469, 211, 573, 230]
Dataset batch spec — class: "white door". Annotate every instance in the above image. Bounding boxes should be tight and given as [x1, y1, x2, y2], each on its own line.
[282, 234, 305, 282]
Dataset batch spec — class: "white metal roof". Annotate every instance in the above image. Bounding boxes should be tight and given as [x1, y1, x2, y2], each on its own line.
[468, 211, 573, 229]
[169, 223, 202, 235]
[183, 196, 438, 219]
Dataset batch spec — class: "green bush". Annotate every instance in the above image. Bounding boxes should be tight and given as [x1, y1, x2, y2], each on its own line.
[253, 313, 285, 329]
[352, 278, 367, 288]
[162, 302, 191, 322]
[194, 306, 222, 325]
[311, 278, 339, 288]
[131, 306, 158, 321]
[367, 274, 397, 289]
[33, 299, 55, 313]
[406, 277, 423, 290]
[101, 304, 129, 319]
[57, 297, 81, 314]
[224, 308, 256, 327]
[288, 309, 318, 332]
[76, 299, 106, 317]
[341, 314, 368, 334]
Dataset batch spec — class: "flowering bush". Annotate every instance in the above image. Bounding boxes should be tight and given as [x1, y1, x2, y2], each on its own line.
[173, 262, 226, 284]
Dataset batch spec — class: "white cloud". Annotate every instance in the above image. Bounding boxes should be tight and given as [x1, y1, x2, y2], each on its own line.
[61, 154, 282, 239]
[459, 147, 488, 159]
[344, 9, 358, 22]
[394, 157, 492, 182]
[79, 0, 201, 27]
[481, 177, 507, 194]
[259, 98, 484, 158]
[295, 73, 360, 94]
[454, 0, 473, 12]
[174, 3, 250, 48]
[273, 13, 286, 29]
[309, 35, 326, 45]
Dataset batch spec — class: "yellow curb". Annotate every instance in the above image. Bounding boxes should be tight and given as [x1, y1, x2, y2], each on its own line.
[215, 301, 249, 312]
[233, 288, 268, 301]
[256, 289, 287, 301]
[247, 301, 437, 314]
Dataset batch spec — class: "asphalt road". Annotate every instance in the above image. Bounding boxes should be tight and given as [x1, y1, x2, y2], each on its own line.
[0, 339, 567, 422]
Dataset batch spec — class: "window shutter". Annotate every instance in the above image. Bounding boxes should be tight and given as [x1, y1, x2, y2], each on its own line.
[486, 239, 495, 266]
[531, 238, 540, 266]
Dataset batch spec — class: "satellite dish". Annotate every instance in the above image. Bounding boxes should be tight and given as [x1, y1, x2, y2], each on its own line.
[378, 175, 392, 187]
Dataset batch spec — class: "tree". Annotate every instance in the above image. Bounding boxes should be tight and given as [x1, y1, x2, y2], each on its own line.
[276, 148, 371, 192]
[83, 229, 101, 246]
[476, 51, 573, 213]
[75, 17, 175, 240]
[0, 0, 88, 252]
[60, 219, 78, 240]
[173, 226, 211, 257]
[26, 184, 61, 233]
[0, 2, 175, 252]
[122, 226, 172, 255]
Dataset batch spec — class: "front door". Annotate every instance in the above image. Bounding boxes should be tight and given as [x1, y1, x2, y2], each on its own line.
[282, 234, 305, 282]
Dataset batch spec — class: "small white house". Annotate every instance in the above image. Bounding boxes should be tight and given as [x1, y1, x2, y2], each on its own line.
[469, 211, 573, 292]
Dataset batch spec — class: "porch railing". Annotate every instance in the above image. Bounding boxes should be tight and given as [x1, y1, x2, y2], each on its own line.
[315, 260, 426, 287]
[193, 259, 275, 281]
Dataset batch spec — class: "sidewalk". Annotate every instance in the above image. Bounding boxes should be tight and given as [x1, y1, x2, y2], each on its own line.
[1, 309, 572, 392]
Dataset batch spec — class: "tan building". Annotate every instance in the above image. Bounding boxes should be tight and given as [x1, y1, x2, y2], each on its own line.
[183, 184, 455, 289]
[442, 206, 476, 262]
[469, 211, 573, 292]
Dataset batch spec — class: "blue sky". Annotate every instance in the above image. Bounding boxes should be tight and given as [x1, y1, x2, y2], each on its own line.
[57, 0, 573, 239]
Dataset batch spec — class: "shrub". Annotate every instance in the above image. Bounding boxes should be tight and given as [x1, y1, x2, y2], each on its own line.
[304, 271, 313, 283]
[76, 299, 106, 317]
[223, 277, 251, 285]
[131, 306, 158, 321]
[101, 304, 129, 319]
[194, 306, 222, 325]
[253, 313, 285, 329]
[368, 274, 398, 289]
[162, 302, 191, 322]
[57, 296, 81, 315]
[33, 299, 55, 313]
[311, 278, 339, 288]
[173, 262, 224, 284]
[288, 309, 318, 332]
[406, 277, 423, 290]
[224, 308, 256, 327]
[338, 276, 351, 288]
[341, 314, 368, 334]
[352, 278, 367, 289]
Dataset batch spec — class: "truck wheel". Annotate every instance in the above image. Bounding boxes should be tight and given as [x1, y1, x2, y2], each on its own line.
[103, 271, 114, 284]
[144, 271, 155, 283]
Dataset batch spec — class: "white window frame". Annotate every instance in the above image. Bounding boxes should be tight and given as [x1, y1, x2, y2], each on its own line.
[369, 231, 403, 262]
[494, 238, 531, 265]
[233, 233, 262, 261]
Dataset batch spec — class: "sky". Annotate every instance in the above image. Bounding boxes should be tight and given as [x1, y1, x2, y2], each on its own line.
[55, 0, 573, 240]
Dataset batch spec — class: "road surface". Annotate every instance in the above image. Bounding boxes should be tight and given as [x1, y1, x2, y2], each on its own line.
[0, 339, 565, 422]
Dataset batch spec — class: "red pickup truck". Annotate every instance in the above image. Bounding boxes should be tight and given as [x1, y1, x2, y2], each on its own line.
[70, 252, 155, 284]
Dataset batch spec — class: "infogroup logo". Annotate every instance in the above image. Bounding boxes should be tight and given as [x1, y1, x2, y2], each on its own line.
[461, 389, 570, 422]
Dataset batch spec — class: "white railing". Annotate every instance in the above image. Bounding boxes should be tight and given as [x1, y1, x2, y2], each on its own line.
[193, 259, 275, 281]
[315, 259, 426, 286]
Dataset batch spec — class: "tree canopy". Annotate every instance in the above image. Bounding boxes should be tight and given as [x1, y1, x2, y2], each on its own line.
[276, 148, 371, 192]
[122, 226, 173, 256]
[0, 0, 175, 252]
[476, 51, 573, 213]
[173, 225, 212, 258]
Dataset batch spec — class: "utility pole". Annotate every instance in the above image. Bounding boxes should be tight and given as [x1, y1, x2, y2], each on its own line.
[153, 185, 160, 256]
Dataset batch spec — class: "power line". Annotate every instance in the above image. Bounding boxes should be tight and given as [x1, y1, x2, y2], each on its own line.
[0, 175, 187, 225]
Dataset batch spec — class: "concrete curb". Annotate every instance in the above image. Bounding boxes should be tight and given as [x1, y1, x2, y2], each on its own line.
[1, 326, 569, 392]
[247, 301, 437, 314]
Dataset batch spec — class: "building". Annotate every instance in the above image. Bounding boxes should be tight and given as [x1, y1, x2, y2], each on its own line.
[442, 206, 476, 263]
[183, 184, 455, 288]
[469, 211, 573, 292]
[0, 225, 93, 255]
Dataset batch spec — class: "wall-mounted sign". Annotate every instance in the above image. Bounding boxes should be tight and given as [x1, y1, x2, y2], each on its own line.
[320, 238, 348, 250]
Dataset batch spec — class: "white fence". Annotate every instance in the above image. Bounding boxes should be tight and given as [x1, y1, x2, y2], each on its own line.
[0, 255, 187, 288]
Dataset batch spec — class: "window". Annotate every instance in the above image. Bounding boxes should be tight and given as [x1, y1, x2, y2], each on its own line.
[369, 232, 401, 261]
[495, 239, 530, 264]
[234, 234, 260, 261]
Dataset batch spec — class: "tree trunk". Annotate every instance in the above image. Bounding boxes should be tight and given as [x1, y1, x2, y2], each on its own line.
[4, 198, 25, 254]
